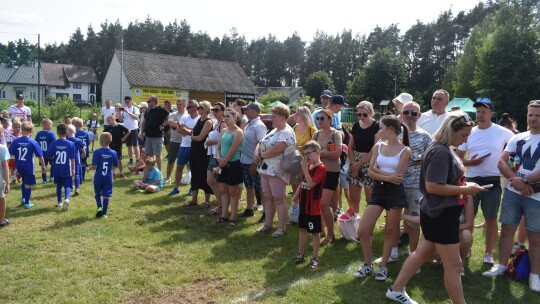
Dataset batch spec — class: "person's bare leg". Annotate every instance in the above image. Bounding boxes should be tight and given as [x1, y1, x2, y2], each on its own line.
[392, 239, 436, 291]
[435, 243, 465, 304]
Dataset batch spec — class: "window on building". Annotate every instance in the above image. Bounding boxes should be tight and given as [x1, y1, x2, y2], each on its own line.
[72, 83, 82, 89]
[29, 92, 37, 100]
[73, 94, 82, 100]
[0, 90, 5, 99]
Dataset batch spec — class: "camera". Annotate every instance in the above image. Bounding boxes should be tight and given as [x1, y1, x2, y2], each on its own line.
[120, 107, 125, 111]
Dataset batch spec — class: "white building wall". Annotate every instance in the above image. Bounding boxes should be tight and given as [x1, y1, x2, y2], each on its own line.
[0, 84, 46, 102]
[102, 53, 131, 105]
[46, 83, 93, 101]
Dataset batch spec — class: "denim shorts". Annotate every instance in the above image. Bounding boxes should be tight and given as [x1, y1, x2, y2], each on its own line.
[339, 171, 349, 190]
[404, 187, 422, 228]
[176, 146, 190, 165]
[500, 189, 540, 232]
[241, 163, 261, 189]
[368, 181, 406, 210]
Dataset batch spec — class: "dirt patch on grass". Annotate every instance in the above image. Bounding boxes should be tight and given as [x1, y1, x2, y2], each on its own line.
[124, 278, 225, 304]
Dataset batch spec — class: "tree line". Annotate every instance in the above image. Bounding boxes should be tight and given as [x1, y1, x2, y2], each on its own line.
[0, 0, 538, 128]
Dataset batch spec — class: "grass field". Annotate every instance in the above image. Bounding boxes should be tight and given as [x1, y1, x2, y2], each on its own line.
[0, 142, 537, 303]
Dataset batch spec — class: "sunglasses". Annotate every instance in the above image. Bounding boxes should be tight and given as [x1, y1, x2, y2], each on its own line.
[187, 105, 197, 109]
[402, 110, 418, 117]
[212, 108, 222, 112]
[303, 150, 317, 157]
[452, 113, 472, 126]
[316, 117, 327, 121]
[357, 113, 369, 118]
[476, 97, 491, 103]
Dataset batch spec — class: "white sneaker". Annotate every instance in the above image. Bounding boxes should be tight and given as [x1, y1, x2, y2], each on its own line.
[482, 264, 506, 277]
[375, 266, 388, 281]
[257, 204, 264, 211]
[56, 203, 63, 209]
[62, 199, 70, 211]
[374, 255, 399, 264]
[386, 287, 418, 304]
[530, 274, 540, 292]
[163, 178, 171, 184]
[483, 252, 494, 266]
[354, 263, 374, 278]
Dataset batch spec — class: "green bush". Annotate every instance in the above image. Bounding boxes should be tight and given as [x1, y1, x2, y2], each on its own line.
[48, 96, 79, 123]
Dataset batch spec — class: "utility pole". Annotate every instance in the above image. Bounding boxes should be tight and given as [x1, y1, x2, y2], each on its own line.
[120, 36, 123, 104]
[37, 33, 41, 119]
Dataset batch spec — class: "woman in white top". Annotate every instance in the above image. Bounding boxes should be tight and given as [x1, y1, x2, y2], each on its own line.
[355, 115, 411, 282]
[206, 102, 226, 212]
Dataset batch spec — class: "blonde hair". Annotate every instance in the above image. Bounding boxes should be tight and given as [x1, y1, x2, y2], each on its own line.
[67, 124, 76, 136]
[12, 117, 22, 128]
[432, 111, 475, 147]
[100, 132, 112, 145]
[21, 121, 34, 134]
[356, 101, 374, 116]
[295, 106, 314, 127]
[72, 118, 84, 129]
[199, 100, 212, 114]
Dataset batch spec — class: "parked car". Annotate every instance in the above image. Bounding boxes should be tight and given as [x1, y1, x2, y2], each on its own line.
[260, 113, 273, 130]
[73, 99, 93, 107]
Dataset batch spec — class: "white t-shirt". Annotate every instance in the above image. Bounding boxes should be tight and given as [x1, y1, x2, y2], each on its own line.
[179, 114, 200, 147]
[458, 124, 515, 177]
[122, 106, 140, 130]
[8, 105, 31, 121]
[168, 111, 187, 144]
[417, 110, 448, 135]
[504, 131, 540, 201]
[101, 107, 115, 126]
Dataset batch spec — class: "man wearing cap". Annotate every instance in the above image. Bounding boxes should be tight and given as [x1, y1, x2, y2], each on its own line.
[101, 99, 115, 129]
[139, 96, 169, 170]
[393, 93, 413, 122]
[327, 95, 347, 130]
[456, 98, 514, 266]
[312, 90, 333, 129]
[119, 96, 140, 165]
[239, 102, 267, 217]
[8, 94, 31, 122]
[417, 89, 450, 135]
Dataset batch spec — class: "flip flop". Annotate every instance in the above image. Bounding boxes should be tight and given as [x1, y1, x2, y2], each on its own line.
[182, 201, 198, 208]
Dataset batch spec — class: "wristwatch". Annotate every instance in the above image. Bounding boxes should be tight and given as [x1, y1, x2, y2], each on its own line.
[522, 176, 529, 184]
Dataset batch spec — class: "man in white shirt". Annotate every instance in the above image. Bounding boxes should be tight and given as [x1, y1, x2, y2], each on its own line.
[169, 100, 200, 196]
[8, 94, 32, 122]
[101, 99, 115, 129]
[165, 99, 187, 184]
[456, 98, 514, 266]
[119, 96, 140, 165]
[417, 89, 450, 135]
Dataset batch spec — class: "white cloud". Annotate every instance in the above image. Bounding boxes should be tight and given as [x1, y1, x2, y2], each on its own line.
[0, 12, 43, 27]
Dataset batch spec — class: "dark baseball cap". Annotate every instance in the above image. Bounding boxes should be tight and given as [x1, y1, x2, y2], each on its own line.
[124, 96, 132, 101]
[242, 102, 261, 113]
[16, 94, 23, 99]
[474, 98, 494, 111]
[320, 90, 333, 98]
[331, 95, 348, 107]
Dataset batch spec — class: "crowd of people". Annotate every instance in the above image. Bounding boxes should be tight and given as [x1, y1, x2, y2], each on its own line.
[0, 90, 539, 303]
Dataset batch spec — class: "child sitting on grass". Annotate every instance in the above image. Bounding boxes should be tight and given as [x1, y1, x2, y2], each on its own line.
[87, 132, 118, 218]
[128, 148, 147, 175]
[133, 157, 163, 193]
[291, 140, 327, 269]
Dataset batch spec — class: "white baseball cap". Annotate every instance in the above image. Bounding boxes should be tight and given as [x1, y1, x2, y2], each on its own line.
[393, 93, 413, 104]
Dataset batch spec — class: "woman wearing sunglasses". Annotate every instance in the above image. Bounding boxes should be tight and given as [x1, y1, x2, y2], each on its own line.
[347, 101, 380, 216]
[206, 102, 226, 212]
[386, 111, 486, 304]
[312, 108, 342, 244]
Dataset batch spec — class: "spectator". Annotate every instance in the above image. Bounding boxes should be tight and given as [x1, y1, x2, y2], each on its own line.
[120, 96, 140, 165]
[163, 100, 174, 159]
[8, 94, 32, 122]
[206, 102, 226, 213]
[347, 101, 380, 214]
[387, 111, 484, 304]
[183, 101, 213, 207]
[355, 115, 410, 282]
[0, 136, 9, 228]
[139, 95, 170, 170]
[254, 105, 296, 237]
[215, 108, 244, 227]
[292, 106, 317, 196]
[165, 99, 187, 184]
[101, 99, 115, 129]
[417, 89, 450, 135]
[231, 99, 248, 129]
[133, 157, 163, 193]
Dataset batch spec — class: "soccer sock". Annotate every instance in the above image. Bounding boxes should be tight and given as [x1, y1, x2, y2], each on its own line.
[26, 187, 32, 204]
[65, 187, 72, 200]
[75, 175, 80, 190]
[42, 173, 47, 183]
[21, 187, 28, 204]
[95, 194, 102, 208]
[56, 184, 63, 203]
[81, 166, 86, 181]
[103, 198, 109, 214]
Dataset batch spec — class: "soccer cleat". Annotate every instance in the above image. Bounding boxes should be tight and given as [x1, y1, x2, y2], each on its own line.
[62, 199, 70, 211]
[102, 214, 108, 219]
[375, 266, 388, 281]
[483, 252, 494, 266]
[20, 198, 25, 206]
[386, 287, 418, 304]
[96, 207, 104, 218]
[23, 202, 34, 209]
[354, 263, 374, 278]
[56, 203, 63, 209]
[482, 264, 506, 277]
[168, 188, 180, 196]
[73, 189, 80, 197]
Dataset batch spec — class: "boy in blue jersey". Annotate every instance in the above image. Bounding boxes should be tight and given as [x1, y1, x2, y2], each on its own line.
[9, 121, 46, 209]
[46, 124, 76, 211]
[87, 132, 118, 218]
[73, 118, 90, 181]
[34, 119, 56, 184]
[67, 124, 86, 197]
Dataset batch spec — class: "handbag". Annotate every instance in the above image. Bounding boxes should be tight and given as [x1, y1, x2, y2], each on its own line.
[281, 148, 302, 174]
[289, 205, 299, 223]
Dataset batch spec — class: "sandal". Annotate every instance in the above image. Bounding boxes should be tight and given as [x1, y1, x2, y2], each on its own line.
[215, 217, 229, 224]
[0, 219, 10, 228]
[210, 207, 222, 215]
[321, 235, 335, 244]
[271, 229, 286, 238]
[309, 257, 319, 269]
[182, 201, 198, 208]
[229, 220, 237, 227]
[294, 253, 306, 264]
[256, 224, 272, 233]
[199, 202, 211, 209]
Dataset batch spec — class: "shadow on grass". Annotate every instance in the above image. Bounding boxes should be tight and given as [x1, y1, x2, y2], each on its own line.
[6, 205, 54, 218]
[42, 215, 94, 231]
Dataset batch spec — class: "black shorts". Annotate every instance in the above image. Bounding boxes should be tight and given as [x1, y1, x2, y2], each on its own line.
[421, 205, 463, 244]
[368, 181, 406, 210]
[110, 145, 123, 159]
[217, 160, 243, 185]
[299, 213, 322, 233]
[323, 171, 340, 190]
[125, 129, 139, 147]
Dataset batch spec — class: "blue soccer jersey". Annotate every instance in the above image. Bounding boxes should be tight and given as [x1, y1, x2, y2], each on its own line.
[75, 129, 90, 157]
[8, 135, 43, 176]
[67, 136, 85, 174]
[92, 147, 118, 185]
[35, 130, 56, 154]
[46, 139, 76, 177]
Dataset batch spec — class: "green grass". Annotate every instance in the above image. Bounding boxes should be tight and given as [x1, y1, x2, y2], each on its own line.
[0, 144, 537, 303]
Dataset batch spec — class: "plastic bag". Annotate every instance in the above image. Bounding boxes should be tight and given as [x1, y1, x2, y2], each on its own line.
[181, 170, 192, 185]
[338, 212, 361, 241]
